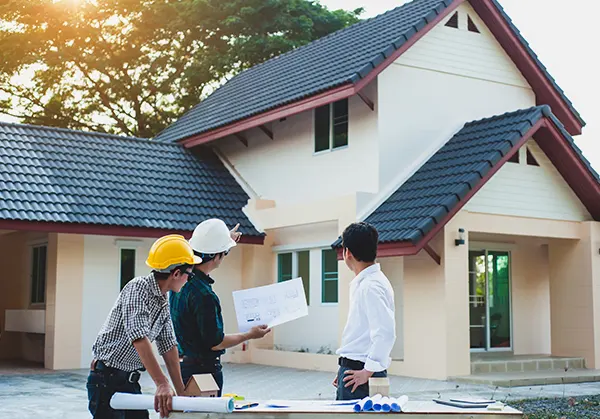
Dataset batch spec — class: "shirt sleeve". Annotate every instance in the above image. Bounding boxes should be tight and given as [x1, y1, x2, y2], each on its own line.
[363, 282, 396, 372]
[121, 281, 151, 343]
[191, 293, 225, 351]
[156, 309, 178, 356]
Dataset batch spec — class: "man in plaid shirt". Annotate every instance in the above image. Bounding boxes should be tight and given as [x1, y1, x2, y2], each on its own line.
[87, 235, 201, 419]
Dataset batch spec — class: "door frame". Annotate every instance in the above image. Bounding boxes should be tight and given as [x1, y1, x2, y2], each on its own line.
[469, 245, 514, 353]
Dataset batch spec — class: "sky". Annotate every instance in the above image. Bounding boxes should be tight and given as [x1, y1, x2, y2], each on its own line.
[321, 0, 599, 173]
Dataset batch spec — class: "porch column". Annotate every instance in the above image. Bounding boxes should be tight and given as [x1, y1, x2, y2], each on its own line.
[549, 221, 600, 367]
[241, 235, 275, 350]
[337, 202, 358, 347]
[442, 217, 471, 377]
[45, 233, 85, 370]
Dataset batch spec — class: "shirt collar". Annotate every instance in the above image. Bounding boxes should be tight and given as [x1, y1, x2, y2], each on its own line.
[193, 268, 215, 285]
[147, 273, 164, 297]
[352, 263, 381, 285]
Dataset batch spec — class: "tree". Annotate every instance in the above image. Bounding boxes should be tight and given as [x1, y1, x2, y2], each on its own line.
[0, 0, 362, 137]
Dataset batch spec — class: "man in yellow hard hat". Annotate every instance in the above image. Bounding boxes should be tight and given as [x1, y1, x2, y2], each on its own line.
[87, 235, 202, 419]
[170, 219, 271, 396]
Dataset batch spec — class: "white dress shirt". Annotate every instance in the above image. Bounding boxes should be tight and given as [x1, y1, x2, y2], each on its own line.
[336, 263, 396, 372]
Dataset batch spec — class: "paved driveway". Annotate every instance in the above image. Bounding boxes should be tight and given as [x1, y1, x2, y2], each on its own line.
[3, 363, 600, 418]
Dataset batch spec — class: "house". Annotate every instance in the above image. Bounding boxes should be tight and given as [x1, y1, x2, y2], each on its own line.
[0, 124, 266, 369]
[183, 374, 220, 397]
[0, 0, 598, 384]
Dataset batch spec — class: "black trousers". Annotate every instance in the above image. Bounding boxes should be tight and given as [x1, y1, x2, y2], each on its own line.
[335, 357, 387, 401]
[87, 361, 148, 419]
[180, 357, 223, 397]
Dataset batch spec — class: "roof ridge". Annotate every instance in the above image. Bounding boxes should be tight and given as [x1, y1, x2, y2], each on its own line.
[463, 105, 548, 126]
[231, 0, 427, 77]
[0, 121, 183, 147]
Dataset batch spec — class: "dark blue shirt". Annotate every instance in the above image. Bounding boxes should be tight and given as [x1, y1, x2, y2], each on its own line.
[170, 270, 225, 359]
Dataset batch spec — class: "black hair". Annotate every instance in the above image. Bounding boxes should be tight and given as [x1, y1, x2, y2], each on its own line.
[341, 222, 379, 262]
[195, 250, 228, 265]
[154, 264, 192, 281]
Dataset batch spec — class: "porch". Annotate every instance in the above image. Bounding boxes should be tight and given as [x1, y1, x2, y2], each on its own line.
[369, 212, 600, 381]
[451, 353, 600, 387]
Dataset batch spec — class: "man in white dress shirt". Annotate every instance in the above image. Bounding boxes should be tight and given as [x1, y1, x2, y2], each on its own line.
[333, 222, 396, 400]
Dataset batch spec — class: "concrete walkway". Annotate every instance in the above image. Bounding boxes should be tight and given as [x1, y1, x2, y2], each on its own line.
[3, 363, 600, 418]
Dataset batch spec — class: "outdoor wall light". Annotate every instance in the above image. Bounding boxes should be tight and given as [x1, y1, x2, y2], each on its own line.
[455, 228, 466, 246]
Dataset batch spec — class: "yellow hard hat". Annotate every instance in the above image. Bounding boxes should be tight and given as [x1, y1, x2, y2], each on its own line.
[146, 235, 203, 273]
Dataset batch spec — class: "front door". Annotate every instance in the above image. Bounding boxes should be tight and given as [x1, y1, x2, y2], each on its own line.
[469, 250, 512, 351]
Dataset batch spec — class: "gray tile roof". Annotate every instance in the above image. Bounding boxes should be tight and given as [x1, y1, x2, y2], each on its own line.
[334, 106, 597, 247]
[0, 123, 261, 236]
[155, 0, 583, 143]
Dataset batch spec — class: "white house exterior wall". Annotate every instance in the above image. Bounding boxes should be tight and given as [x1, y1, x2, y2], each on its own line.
[216, 82, 379, 208]
[375, 2, 535, 210]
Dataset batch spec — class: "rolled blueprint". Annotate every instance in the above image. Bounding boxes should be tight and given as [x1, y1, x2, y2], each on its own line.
[371, 394, 383, 411]
[380, 397, 392, 412]
[393, 395, 409, 412]
[110, 393, 234, 413]
[353, 396, 372, 412]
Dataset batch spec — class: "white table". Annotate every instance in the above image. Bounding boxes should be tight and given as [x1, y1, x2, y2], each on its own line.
[169, 400, 522, 419]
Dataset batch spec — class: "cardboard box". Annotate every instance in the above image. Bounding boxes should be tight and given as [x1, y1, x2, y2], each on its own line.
[369, 377, 390, 397]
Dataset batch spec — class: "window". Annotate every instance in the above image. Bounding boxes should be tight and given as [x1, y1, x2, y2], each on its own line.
[445, 12, 459, 28]
[322, 249, 338, 303]
[30, 245, 47, 305]
[526, 148, 539, 166]
[314, 99, 349, 153]
[120, 248, 136, 290]
[277, 251, 310, 304]
[467, 16, 480, 33]
[508, 151, 519, 163]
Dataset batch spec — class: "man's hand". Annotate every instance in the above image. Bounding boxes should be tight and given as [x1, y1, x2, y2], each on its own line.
[332, 375, 338, 388]
[155, 382, 176, 418]
[246, 325, 271, 340]
[343, 369, 374, 393]
[230, 223, 242, 242]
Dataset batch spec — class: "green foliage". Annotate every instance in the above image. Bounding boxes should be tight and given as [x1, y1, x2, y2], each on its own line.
[0, 0, 362, 137]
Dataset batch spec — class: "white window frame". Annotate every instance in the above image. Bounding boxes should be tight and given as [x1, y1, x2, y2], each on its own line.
[320, 247, 339, 306]
[275, 249, 312, 306]
[313, 99, 349, 155]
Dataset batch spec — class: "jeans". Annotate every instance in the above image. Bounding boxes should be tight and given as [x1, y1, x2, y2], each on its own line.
[335, 366, 387, 401]
[180, 360, 224, 397]
[87, 370, 148, 419]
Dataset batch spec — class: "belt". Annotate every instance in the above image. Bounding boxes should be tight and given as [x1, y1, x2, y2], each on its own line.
[91, 359, 144, 384]
[182, 355, 221, 366]
[338, 357, 365, 370]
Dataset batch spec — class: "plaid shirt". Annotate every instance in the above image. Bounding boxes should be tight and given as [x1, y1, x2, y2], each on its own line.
[92, 273, 178, 372]
[170, 270, 225, 359]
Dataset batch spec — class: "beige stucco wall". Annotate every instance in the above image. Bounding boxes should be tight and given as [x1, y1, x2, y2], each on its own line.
[45, 233, 85, 370]
[511, 242, 551, 355]
[549, 222, 600, 367]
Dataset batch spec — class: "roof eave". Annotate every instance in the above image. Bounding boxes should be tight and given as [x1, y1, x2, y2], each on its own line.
[367, 113, 599, 259]
[0, 219, 266, 244]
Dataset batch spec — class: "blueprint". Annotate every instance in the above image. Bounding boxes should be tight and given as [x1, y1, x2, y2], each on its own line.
[232, 278, 308, 333]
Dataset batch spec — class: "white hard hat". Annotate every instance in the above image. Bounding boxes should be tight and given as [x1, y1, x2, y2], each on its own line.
[189, 219, 237, 255]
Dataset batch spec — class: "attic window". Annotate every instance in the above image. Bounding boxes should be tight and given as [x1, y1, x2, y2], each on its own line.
[526, 148, 539, 166]
[314, 99, 348, 153]
[467, 16, 480, 33]
[445, 12, 459, 29]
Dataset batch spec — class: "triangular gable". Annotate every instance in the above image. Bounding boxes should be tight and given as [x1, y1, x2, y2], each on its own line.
[465, 139, 593, 221]
[397, 2, 530, 89]
[159, 0, 584, 148]
[332, 106, 599, 257]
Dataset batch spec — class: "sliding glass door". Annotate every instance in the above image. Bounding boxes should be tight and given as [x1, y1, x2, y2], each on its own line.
[469, 250, 512, 351]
